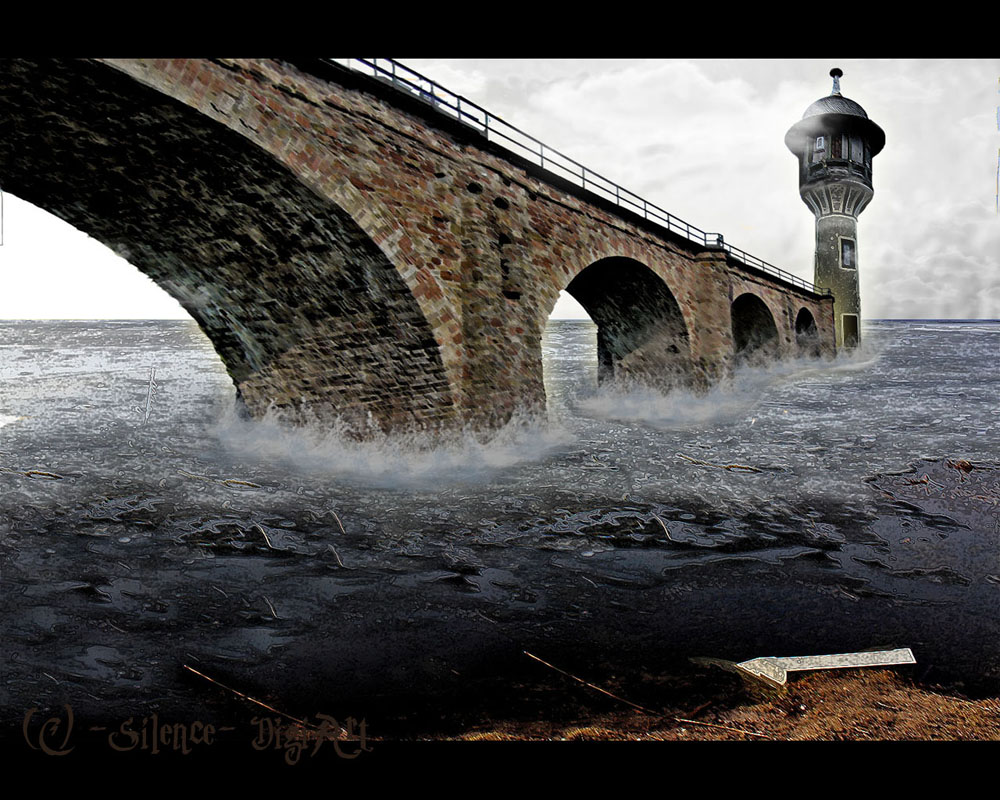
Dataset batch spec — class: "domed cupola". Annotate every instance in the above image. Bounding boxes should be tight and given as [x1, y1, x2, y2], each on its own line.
[786, 68, 885, 199]
[801, 87, 871, 121]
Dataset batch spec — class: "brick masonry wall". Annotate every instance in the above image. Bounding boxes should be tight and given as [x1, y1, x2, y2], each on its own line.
[1, 57, 835, 436]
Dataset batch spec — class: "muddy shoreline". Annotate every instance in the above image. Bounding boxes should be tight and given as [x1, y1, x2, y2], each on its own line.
[8, 664, 999, 766]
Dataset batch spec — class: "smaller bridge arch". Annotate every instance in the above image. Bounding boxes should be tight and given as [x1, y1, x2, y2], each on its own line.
[731, 292, 780, 366]
[794, 307, 822, 358]
[559, 256, 693, 391]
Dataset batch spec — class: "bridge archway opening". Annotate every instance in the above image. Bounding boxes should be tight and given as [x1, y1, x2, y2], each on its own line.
[554, 257, 692, 397]
[0, 193, 240, 424]
[731, 293, 780, 367]
[0, 193, 199, 322]
[541, 292, 598, 416]
[0, 57, 456, 437]
[794, 307, 821, 358]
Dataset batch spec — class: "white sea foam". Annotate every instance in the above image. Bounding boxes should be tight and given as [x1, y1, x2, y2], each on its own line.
[211, 405, 574, 488]
[576, 343, 885, 430]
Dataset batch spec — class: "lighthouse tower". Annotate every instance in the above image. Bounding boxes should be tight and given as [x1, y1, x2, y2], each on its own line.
[785, 68, 884, 349]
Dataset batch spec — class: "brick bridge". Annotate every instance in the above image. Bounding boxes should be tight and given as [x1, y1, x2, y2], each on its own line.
[0, 58, 835, 437]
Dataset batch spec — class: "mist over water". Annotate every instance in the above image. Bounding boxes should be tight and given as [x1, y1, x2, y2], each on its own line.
[2, 317, 999, 734]
[212, 406, 576, 490]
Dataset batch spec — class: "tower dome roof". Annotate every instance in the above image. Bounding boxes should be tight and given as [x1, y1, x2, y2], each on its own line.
[801, 94, 869, 120]
[785, 68, 884, 157]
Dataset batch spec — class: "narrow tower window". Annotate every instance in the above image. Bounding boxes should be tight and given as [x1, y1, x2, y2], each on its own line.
[841, 238, 856, 269]
[815, 136, 825, 151]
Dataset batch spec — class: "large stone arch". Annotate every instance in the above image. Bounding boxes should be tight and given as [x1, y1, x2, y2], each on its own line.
[550, 256, 693, 391]
[731, 292, 780, 366]
[0, 58, 457, 435]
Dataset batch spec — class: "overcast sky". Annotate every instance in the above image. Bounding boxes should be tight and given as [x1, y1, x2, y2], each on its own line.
[1, 58, 997, 319]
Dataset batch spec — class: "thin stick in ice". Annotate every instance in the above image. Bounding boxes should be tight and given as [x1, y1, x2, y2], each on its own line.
[141, 367, 157, 425]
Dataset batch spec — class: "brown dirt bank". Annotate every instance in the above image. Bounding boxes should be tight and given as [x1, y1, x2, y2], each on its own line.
[443, 668, 1000, 741]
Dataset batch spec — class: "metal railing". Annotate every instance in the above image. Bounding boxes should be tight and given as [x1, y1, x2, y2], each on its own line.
[325, 58, 829, 297]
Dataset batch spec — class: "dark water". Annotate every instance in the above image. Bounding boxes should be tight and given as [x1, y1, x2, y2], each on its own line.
[1, 318, 999, 748]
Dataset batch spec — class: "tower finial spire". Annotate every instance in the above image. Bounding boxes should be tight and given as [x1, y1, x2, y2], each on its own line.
[830, 67, 843, 95]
